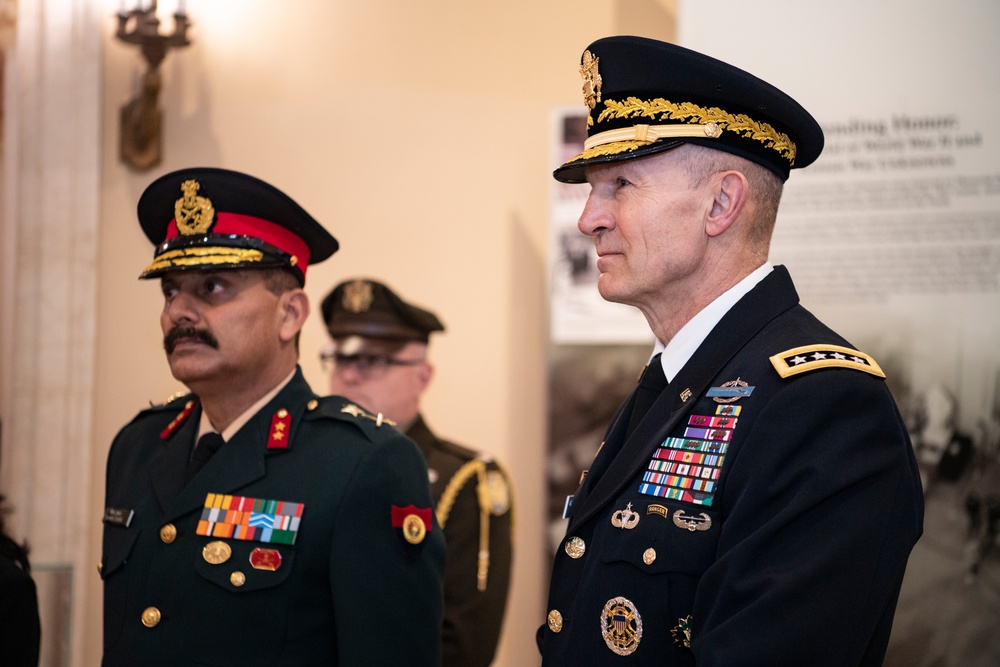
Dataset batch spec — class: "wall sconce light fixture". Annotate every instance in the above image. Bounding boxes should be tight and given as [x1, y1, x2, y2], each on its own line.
[115, 1, 192, 171]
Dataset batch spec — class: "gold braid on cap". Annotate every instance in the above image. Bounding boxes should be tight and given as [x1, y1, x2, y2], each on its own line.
[572, 96, 796, 165]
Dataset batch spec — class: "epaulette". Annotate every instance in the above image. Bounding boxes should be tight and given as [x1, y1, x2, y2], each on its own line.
[769, 344, 885, 379]
[302, 396, 398, 438]
[436, 457, 515, 592]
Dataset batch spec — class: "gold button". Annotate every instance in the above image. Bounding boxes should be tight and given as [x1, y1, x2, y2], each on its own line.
[547, 609, 563, 633]
[230, 571, 246, 587]
[203, 540, 232, 565]
[141, 607, 161, 628]
[159, 524, 177, 544]
[564, 536, 586, 559]
[307, 399, 318, 411]
[97, 562, 103, 575]
[277, 408, 288, 418]
[643, 548, 657, 565]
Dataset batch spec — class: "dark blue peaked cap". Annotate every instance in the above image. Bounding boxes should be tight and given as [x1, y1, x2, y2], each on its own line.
[554, 36, 824, 183]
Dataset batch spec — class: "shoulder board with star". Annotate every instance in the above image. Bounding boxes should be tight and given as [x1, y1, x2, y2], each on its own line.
[302, 396, 398, 434]
[769, 344, 885, 379]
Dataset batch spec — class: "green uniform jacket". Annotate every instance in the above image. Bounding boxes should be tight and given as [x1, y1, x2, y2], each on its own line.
[101, 368, 445, 666]
[407, 416, 513, 667]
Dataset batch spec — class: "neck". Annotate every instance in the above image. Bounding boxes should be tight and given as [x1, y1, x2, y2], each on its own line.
[195, 362, 296, 433]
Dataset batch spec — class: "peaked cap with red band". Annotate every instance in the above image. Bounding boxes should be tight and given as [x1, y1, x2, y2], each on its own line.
[137, 167, 338, 285]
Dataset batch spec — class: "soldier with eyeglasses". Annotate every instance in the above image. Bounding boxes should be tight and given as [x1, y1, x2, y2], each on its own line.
[321, 278, 514, 667]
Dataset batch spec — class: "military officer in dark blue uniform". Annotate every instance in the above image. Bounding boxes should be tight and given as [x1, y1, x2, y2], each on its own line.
[321, 279, 514, 667]
[101, 168, 445, 666]
[538, 37, 924, 665]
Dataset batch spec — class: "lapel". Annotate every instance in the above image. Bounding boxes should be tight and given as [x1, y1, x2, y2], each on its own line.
[157, 368, 315, 521]
[566, 267, 800, 532]
[150, 402, 200, 515]
[569, 387, 638, 515]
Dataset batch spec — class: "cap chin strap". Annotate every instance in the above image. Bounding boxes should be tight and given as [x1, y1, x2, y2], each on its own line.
[584, 122, 723, 151]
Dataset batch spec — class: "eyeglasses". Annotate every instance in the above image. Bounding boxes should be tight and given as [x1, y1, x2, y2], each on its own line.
[319, 350, 425, 380]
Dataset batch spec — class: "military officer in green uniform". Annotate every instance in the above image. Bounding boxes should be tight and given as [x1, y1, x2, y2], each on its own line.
[321, 279, 514, 667]
[101, 168, 444, 666]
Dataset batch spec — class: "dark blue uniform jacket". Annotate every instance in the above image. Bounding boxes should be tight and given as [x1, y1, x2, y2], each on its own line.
[540, 266, 923, 666]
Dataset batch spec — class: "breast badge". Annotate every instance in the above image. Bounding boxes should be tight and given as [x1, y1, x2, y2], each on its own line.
[611, 502, 640, 529]
[601, 596, 642, 656]
[672, 615, 693, 649]
[672, 510, 712, 532]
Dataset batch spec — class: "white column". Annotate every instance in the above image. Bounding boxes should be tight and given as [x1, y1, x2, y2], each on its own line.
[0, 0, 102, 665]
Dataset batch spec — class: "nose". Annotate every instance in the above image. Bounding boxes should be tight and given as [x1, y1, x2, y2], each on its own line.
[578, 190, 613, 237]
[164, 290, 199, 326]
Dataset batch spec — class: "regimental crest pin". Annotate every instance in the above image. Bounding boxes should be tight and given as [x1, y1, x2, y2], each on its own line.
[174, 179, 215, 235]
[672, 615, 693, 650]
[601, 596, 642, 656]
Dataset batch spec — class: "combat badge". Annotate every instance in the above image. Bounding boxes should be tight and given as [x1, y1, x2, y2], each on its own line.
[672, 510, 712, 532]
[611, 502, 640, 529]
[601, 597, 643, 656]
[391, 504, 433, 559]
[706, 378, 754, 403]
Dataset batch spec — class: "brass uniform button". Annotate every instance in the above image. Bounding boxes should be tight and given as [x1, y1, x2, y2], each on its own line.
[141, 607, 161, 628]
[547, 609, 564, 633]
[307, 399, 319, 411]
[564, 536, 586, 559]
[97, 562, 103, 575]
[230, 571, 246, 587]
[159, 524, 177, 544]
[643, 548, 657, 565]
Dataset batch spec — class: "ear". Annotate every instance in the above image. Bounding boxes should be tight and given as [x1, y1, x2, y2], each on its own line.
[416, 361, 434, 393]
[705, 171, 749, 238]
[277, 289, 310, 343]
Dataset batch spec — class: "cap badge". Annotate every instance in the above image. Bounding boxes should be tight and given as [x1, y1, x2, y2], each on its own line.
[342, 279, 374, 313]
[580, 49, 602, 111]
[174, 179, 216, 236]
[601, 596, 642, 656]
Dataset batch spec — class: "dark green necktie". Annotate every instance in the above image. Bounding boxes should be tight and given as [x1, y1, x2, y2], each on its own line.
[185, 432, 224, 483]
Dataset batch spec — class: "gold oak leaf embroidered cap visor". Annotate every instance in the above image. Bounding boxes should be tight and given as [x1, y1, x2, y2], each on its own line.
[553, 36, 825, 184]
[137, 167, 339, 285]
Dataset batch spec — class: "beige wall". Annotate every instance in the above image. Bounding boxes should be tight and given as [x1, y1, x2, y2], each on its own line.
[25, 0, 677, 665]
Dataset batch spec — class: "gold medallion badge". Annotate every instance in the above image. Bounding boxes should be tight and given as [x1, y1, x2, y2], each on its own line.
[402, 513, 427, 545]
[202, 540, 232, 565]
[672, 615, 693, 649]
[580, 49, 602, 110]
[342, 279, 374, 313]
[601, 596, 642, 656]
[174, 179, 216, 235]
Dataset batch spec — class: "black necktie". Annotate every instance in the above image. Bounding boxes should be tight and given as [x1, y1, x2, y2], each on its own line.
[625, 353, 667, 439]
[185, 432, 225, 483]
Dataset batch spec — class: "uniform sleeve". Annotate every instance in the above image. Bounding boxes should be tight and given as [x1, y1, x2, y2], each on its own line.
[692, 370, 923, 664]
[329, 431, 445, 666]
[440, 464, 513, 667]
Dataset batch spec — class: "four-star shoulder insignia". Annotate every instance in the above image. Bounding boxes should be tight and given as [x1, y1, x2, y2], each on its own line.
[770, 344, 885, 379]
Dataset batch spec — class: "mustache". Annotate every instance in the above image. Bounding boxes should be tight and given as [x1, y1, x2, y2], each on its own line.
[163, 326, 219, 354]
